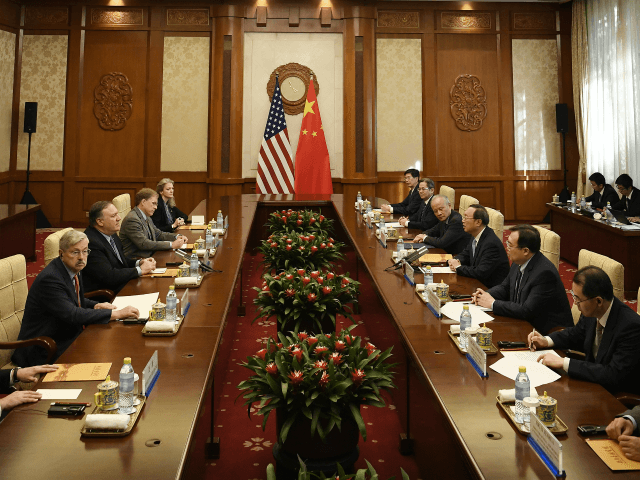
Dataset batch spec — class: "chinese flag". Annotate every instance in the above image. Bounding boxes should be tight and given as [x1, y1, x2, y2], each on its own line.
[294, 78, 333, 194]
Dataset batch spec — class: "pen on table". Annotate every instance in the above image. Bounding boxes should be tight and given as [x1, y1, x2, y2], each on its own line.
[529, 328, 536, 351]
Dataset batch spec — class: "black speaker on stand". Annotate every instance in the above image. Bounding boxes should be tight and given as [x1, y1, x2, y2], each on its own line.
[556, 103, 570, 203]
[20, 102, 51, 228]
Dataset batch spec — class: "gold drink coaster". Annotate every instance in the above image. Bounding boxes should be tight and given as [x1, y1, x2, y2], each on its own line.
[142, 314, 184, 337]
[496, 397, 568, 436]
[80, 395, 146, 437]
[448, 330, 498, 355]
[145, 268, 179, 278]
[586, 438, 640, 470]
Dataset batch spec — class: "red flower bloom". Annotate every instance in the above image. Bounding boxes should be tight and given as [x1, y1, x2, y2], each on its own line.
[261, 285, 270, 292]
[282, 216, 287, 223]
[351, 369, 366, 385]
[298, 215, 303, 219]
[329, 237, 335, 243]
[309, 218, 316, 224]
[309, 234, 316, 241]
[317, 276, 324, 284]
[286, 245, 292, 251]
[277, 343, 283, 349]
[330, 352, 343, 365]
[334, 340, 346, 351]
[307, 293, 317, 302]
[315, 346, 329, 355]
[342, 278, 350, 285]
[285, 288, 296, 297]
[306, 336, 318, 346]
[292, 348, 303, 362]
[319, 215, 325, 221]
[266, 362, 278, 376]
[299, 246, 305, 251]
[297, 219, 303, 226]
[256, 349, 267, 360]
[302, 277, 311, 285]
[328, 243, 334, 248]
[327, 272, 335, 280]
[285, 274, 293, 280]
[297, 269, 305, 275]
[318, 371, 329, 388]
[297, 332, 309, 341]
[310, 271, 319, 279]
[314, 360, 328, 370]
[344, 335, 354, 345]
[286, 239, 293, 244]
[320, 243, 326, 249]
[311, 246, 318, 253]
[270, 242, 278, 248]
[322, 286, 332, 295]
[288, 370, 304, 385]
[366, 342, 377, 356]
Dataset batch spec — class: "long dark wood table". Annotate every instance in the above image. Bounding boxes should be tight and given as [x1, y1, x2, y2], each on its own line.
[548, 203, 640, 298]
[0, 195, 634, 479]
[0, 203, 40, 261]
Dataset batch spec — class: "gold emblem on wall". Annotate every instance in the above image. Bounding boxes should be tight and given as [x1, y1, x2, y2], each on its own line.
[267, 63, 319, 115]
[94, 73, 133, 131]
[449, 75, 487, 132]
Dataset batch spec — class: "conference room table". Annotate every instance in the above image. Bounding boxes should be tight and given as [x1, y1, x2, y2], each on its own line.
[0, 194, 635, 479]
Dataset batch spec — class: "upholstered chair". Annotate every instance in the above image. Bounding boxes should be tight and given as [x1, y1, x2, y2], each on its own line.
[439, 185, 455, 210]
[486, 207, 505, 245]
[112, 193, 132, 219]
[44, 227, 74, 266]
[458, 195, 479, 215]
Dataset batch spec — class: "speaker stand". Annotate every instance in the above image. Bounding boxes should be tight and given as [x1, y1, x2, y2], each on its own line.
[557, 131, 570, 203]
[20, 131, 51, 228]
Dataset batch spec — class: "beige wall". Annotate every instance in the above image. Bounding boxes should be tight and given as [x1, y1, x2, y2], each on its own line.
[17, 34, 68, 171]
[512, 39, 561, 171]
[161, 36, 210, 172]
[0, 30, 15, 173]
[376, 38, 423, 173]
[242, 32, 343, 179]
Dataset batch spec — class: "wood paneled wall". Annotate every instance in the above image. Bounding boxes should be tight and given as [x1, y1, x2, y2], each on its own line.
[0, 1, 575, 226]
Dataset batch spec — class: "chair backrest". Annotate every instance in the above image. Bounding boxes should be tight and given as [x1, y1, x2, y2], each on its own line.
[530, 225, 560, 271]
[458, 195, 479, 215]
[439, 185, 455, 210]
[578, 249, 624, 301]
[0, 255, 28, 368]
[44, 228, 75, 266]
[112, 193, 132, 219]
[486, 207, 504, 245]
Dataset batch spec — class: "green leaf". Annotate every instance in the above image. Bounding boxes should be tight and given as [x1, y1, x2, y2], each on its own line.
[401, 468, 410, 480]
[310, 407, 320, 436]
[349, 403, 367, 441]
[281, 381, 288, 398]
[279, 411, 298, 444]
[266, 464, 276, 480]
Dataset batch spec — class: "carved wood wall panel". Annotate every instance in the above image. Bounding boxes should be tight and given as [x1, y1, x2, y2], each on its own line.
[441, 12, 491, 30]
[167, 9, 210, 26]
[90, 8, 144, 26]
[513, 12, 556, 31]
[24, 6, 69, 26]
[267, 63, 319, 116]
[93, 72, 133, 131]
[377, 11, 420, 29]
[449, 75, 487, 132]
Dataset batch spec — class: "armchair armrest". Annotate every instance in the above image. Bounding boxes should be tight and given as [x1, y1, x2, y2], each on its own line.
[614, 392, 640, 409]
[0, 336, 58, 363]
[85, 289, 116, 303]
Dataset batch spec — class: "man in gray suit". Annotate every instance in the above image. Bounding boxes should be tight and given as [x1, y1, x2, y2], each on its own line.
[119, 188, 188, 258]
[607, 405, 640, 461]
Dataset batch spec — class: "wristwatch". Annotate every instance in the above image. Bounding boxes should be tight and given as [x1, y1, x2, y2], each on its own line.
[11, 367, 20, 385]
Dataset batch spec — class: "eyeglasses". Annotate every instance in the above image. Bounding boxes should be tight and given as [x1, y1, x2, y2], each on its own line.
[570, 291, 594, 305]
[68, 249, 90, 257]
[505, 241, 522, 250]
[417, 188, 432, 192]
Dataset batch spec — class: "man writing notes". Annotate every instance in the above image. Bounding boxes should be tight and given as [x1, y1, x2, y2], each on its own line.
[614, 174, 640, 218]
[607, 405, 640, 461]
[84, 201, 156, 294]
[447, 204, 510, 288]
[585, 172, 618, 209]
[473, 225, 572, 334]
[398, 178, 438, 231]
[12, 230, 140, 367]
[413, 195, 472, 255]
[1, 365, 58, 417]
[530, 266, 640, 394]
[119, 188, 188, 258]
[380, 169, 422, 216]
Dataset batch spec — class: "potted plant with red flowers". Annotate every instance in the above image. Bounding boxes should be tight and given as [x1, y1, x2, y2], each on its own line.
[258, 232, 345, 272]
[253, 268, 359, 334]
[266, 458, 410, 480]
[238, 326, 396, 478]
[267, 209, 334, 236]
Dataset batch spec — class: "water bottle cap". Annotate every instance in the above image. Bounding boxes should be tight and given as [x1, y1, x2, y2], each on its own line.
[462, 304, 469, 310]
[398, 236, 403, 239]
[124, 357, 131, 364]
[519, 366, 526, 373]
[169, 285, 175, 290]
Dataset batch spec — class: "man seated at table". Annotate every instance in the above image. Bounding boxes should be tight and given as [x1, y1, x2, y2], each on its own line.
[119, 188, 188, 258]
[398, 177, 438, 231]
[84, 201, 156, 294]
[473, 225, 572, 334]
[1, 364, 58, 417]
[614, 174, 640, 218]
[413, 195, 471, 255]
[447, 204, 509, 288]
[529, 266, 640, 394]
[12, 230, 140, 367]
[585, 172, 619, 209]
[380, 168, 422, 216]
[606, 405, 640, 461]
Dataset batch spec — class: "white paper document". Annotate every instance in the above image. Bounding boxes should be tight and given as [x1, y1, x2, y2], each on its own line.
[489, 356, 561, 388]
[36, 389, 82, 400]
[191, 215, 205, 225]
[440, 302, 493, 327]
[112, 292, 159, 320]
[150, 268, 167, 274]
[501, 349, 561, 363]
[376, 222, 402, 229]
[429, 267, 453, 274]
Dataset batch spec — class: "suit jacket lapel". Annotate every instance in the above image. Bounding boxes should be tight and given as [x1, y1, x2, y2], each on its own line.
[54, 258, 80, 306]
[97, 229, 124, 266]
[135, 208, 154, 240]
[595, 299, 619, 363]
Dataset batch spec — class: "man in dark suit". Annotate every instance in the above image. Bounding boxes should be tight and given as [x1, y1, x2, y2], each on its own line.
[119, 188, 189, 258]
[380, 168, 422, 216]
[12, 230, 139, 367]
[413, 195, 472, 255]
[530, 266, 640, 394]
[614, 173, 640, 217]
[473, 224, 572, 334]
[84, 201, 156, 294]
[398, 177, 438, 231]
[607, 404, 640, 461]
[585, 172, 619, 209]
[0, 365, 58, 416]
[448, 204, 509, 288]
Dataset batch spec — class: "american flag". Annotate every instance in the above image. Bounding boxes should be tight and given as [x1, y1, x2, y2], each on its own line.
[256, 77, 295, 194]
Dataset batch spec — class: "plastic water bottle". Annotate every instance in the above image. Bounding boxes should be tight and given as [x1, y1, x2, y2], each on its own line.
[396, 236, 404, 259]
[365, 201, 372, 215]
[424, 265, 433, 285]
[580, 195, 586, 209]
[166, 285, 177, 321]
[570, 191, 576, 205]
[118, 357, 135, 414]
[379, 215, 386, 233]
[514, 366, 530, 424]
[605, 202, 613, 224]
[459, 304, 472, 350]
[205, 223, 213, 250]
[190, 249, 199, 277]
[217, 210, 224, 229]
[357, 191, 362, 205]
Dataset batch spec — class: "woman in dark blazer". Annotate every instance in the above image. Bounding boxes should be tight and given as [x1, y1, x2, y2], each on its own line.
[151, 178, 188, 232]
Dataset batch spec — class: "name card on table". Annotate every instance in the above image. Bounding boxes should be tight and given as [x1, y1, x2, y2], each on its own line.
[181, 288, 190, 316]
[379, 228, 387, 248]
[528, 413, 565, 477]
[142, 350, 160, 397]
[403, 261, 415, 286]
[365, 214, 372, 229]
[426, 287, 443, 317]
[224, 215, 229, 229]
[466, 337, 488, 377]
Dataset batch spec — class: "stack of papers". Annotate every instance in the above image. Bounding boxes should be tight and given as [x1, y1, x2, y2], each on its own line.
[490, 350, 561, 387]
[440, 302, 493, 327]
[112, 292, 159, 320]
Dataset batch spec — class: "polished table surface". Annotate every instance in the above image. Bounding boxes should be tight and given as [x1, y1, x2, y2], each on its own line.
[0, 195, 634, 479]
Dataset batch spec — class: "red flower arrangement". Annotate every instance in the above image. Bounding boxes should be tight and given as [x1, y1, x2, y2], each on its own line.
[267, 208, 334, 235]
[258, 232, 344, 272]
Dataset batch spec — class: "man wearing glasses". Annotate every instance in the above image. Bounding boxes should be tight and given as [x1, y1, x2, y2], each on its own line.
[529, 266, 640, 394]
[398, 178, 438, 231]
[413, 195, 471, 255]
[613, 174, 640, 219]
[12, 230, 139, 367]
[380, 168, 422, 216]
[473, 224, 572, 334]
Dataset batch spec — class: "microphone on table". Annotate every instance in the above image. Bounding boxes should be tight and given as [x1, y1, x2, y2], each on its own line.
[174, 249, 218, 273]
[385, 246, 428, 271]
